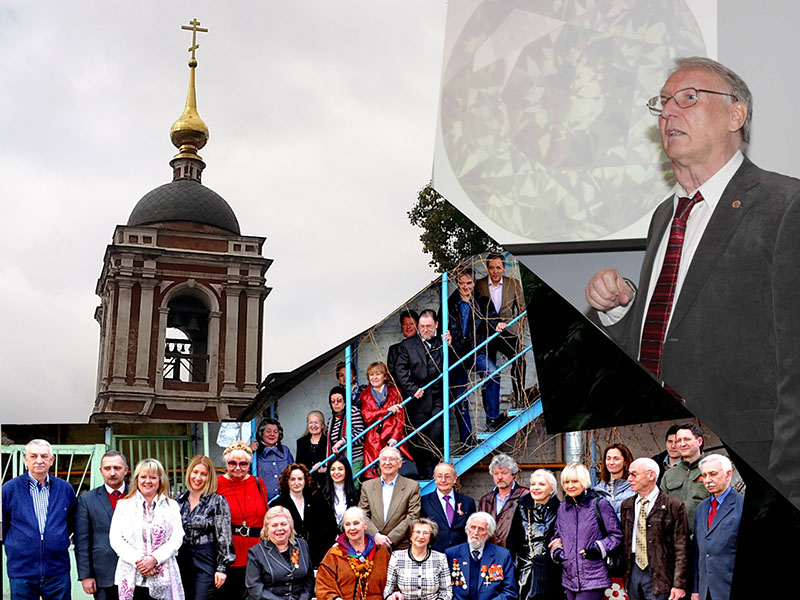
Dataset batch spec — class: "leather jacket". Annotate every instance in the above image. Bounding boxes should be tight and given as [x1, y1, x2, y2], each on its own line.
[507, 494, 562, 600]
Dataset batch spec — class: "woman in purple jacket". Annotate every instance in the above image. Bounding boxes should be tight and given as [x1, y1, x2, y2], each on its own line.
[551, 463, 621, 600]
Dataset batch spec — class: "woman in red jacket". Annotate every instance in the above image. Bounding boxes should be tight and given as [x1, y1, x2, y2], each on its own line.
[360, 362, 413, 478]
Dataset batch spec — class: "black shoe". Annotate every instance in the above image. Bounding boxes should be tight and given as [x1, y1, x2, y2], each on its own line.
[487, 413, 511, 431]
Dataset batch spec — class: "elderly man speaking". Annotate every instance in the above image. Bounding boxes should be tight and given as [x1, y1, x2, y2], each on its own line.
[585, 56, 800, 505]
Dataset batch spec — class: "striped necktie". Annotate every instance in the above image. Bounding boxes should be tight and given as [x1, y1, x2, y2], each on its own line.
[640, 192, 703, 378]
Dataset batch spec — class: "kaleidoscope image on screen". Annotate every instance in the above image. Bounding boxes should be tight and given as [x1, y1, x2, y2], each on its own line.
[440, 0, 706, 241]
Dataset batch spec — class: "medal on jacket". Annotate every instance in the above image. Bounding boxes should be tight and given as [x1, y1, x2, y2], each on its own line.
[450, 558, 467, 589]
[481, 563, 504, 584]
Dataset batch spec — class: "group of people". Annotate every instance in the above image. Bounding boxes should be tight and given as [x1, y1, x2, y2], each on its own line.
[3, 423, 741, 600]
[327, 253, 527, 480]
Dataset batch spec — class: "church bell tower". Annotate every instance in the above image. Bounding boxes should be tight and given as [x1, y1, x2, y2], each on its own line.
[92, 19, 272, 422]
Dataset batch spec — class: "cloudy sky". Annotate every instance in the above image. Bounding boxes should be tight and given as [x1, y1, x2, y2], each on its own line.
[0, 1, 448, 422]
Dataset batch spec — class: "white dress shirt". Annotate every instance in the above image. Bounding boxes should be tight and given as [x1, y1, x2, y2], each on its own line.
[381, 474, 398, 522]
[600, 150, 744, 348]
[631, 485, 660, 552]
[487, 279, 503, 313]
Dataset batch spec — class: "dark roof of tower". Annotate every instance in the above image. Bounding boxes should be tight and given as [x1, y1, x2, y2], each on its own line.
[127, 179, 241, 234]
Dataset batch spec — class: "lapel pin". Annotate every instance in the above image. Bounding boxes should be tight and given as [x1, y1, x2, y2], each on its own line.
[732, 200, 742, 208]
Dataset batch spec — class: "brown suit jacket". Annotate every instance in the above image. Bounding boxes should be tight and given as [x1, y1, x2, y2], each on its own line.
[475, 275, 525, 335]
[620, 489, 689, 595]
[358, 474, 421, 549]
[478, 483, 529, 547]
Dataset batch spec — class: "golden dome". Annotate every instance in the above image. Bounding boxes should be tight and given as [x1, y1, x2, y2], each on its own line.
[170, 61, 208, 160]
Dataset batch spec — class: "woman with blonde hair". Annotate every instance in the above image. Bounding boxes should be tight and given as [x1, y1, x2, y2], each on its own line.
[551, 463, 621, 600]
[507, 469, 563, 600]
[360, 361, 412, 478]
[245, 506, 314, 600]
[176, 455, 235, 600]
[110, 458, 184, 600]
[216, 441, 269, 600]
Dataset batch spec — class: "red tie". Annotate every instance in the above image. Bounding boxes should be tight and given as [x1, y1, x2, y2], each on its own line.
[640, 192, 703, 378]
[707, 497, 718, 529]
[110, 489, 122, 511]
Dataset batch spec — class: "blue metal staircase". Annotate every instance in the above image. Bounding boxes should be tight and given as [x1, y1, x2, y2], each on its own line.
[419, 399, 542, 494]
[256, 270, 541, 490]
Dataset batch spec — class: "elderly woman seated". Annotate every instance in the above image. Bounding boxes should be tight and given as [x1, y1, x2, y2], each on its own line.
[384, 518, 451, 600]
[316, 507, 391, 600]
[245, 506, 314, 600]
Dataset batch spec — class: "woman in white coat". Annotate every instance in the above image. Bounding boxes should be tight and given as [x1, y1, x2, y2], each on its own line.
[110, 458, 185, 600]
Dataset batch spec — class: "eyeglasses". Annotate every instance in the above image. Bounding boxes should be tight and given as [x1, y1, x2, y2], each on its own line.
[227, 460, 251, 469]
[646, 87, 738, 115]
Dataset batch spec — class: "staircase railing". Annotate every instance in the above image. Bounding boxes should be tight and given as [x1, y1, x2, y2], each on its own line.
[314, 271, 532, 483]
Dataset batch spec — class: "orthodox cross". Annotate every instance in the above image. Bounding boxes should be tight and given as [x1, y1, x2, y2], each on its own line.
[181, 18, 208, 61]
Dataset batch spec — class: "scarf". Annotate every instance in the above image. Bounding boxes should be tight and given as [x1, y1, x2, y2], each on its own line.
[370, 385, 389, 409]
[335, 532, 376, 560]
[116, 492, 184, 600]
[335, 533, 378, 600]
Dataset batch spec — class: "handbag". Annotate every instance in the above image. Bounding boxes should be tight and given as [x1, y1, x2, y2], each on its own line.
[592, 498, 625, 577]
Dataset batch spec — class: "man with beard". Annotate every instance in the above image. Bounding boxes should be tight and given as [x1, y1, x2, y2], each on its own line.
[478, 454, 529, 547]
[446, 512, 517, 600]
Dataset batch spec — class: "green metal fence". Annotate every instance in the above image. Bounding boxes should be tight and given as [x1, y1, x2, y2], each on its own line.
[1, 444, 106, 492]
[111, 434, 194, 495]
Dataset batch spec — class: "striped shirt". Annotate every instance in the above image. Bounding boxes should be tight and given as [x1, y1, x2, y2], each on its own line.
[27, 473, 51, 535]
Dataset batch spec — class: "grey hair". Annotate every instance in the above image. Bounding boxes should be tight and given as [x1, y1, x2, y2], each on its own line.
[379, 445, 402, 461]
[341, 506, 369, 528]
[409, 517, 439, 542]
[630, 457, 661, 479]
[530, 469, 558, 494]
[699, 453, 733, 473]
[489, 453, 519, 475]
[466, 511, 496, 536]
[671, 56, 752, 144]
[25, 439, 53, 456]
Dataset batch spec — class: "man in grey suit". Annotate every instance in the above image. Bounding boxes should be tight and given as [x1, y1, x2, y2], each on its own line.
[585, 56, 800, 505]
[75, 451, 129, 600]
[692, 454, 743, 600]
[358, 446, 421, 550]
